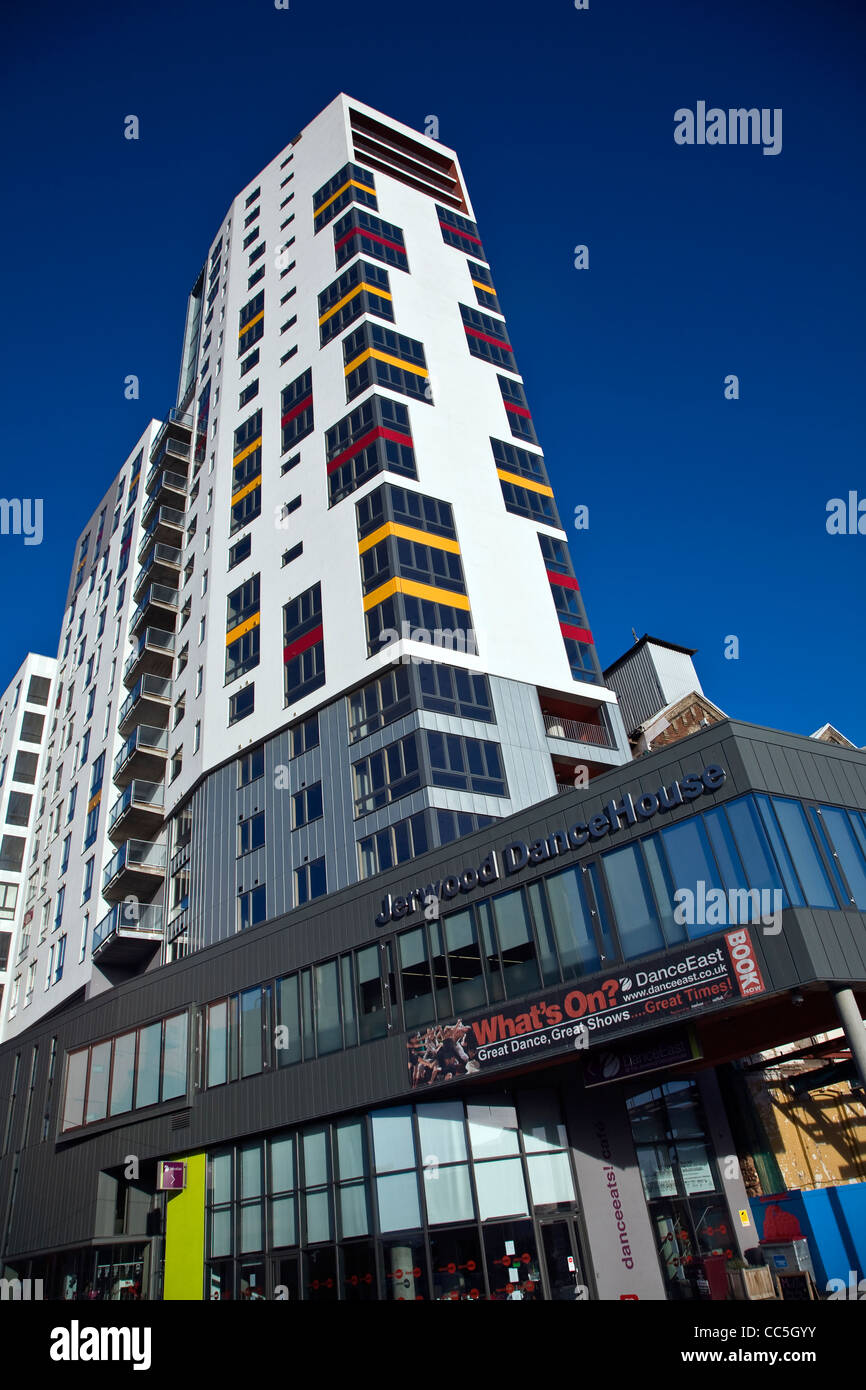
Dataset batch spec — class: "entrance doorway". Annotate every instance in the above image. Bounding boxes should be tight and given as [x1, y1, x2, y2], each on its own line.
[538, 1218, 585, 1300]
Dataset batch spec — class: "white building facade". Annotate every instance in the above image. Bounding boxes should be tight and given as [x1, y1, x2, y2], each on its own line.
[4, 95, 629, 1034]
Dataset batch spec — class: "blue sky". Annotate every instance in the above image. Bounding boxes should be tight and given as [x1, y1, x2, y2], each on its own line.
[2, 0, 864, 741]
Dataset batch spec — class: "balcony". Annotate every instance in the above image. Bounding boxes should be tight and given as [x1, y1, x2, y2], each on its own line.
[142, 469, 188, 524]
[118, 674, 172, 738]
[107, 779, 165, 844]
[92, 901, 163, 966]
[113, 724, 168, 788]
[129, 583, 179, 638]
[543, 712, 616, 749]
[102, 838, 167, 902]
[138, 505, 185, 561]
[148, 410, 193, 471]
[123, 627, 175, 688]
[133, 543, 183, 599]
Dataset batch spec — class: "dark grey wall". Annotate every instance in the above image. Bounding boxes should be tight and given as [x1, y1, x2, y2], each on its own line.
[2, 719, 865, 1261]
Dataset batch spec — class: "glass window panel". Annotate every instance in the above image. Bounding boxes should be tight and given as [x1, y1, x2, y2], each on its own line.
[356, 945, 387, 1042]
[135, 1023, 161, 1109]
[416, 1101, 467, 1165]
[398, 928, 435, 1028]
[340, 955, 358, 1047]
[342, 1239, 377, 1301]
[444, 909, 486, 1012]
[423, 1161, 474, 1225]
[641, 836, 687, 946]
[238, 1258, 266, 1300]
[302, 1127, 329, 1187]
[210, 1207, 232, 1258]
[161, 1012, 188, 1100]
[304, 1190, 332, 1244]
[474, 1157, 528, 1220]
[754, 795, 805, 906]
[771, 797, 837, 908]
[429, 1226, 483, 1301]
[526, 881, 561, 985]
[586, 862, 616, 959]
[635, 1144, 677, 1201]
[300, 970, 314, 1057]
[701, 808, 747, 892]
[207, 1001, 228, 1086]
[483, 1219, 542, 1301]
[542, 865, 602, 978]
[240, 988, 263, 1078]
[240, 1201, 263, 1253]
[276, 976, 301, 1066]
[601, 843, 665, 957]
[382, 1235, 429, 1301]
[663, 1079, 704, 1137]
[336, 1120, 366, 1181]
[820, 807, 866, 909]
[376, 1171, 421, 1233]
[490, 890, 541, 996]
[428, 920, 451, 1017]
[314, 959, 341, 1055]
[85, 1041, 111, 1123]
[467, 1102, 521, 1158]
[339, 1181, 370, 1238]
[723, 797, 783, 895]
[305, 1245, 337, 1300]
[271, 1135, 294, 1193]
[371, 1106, 416, 1172]
[271, 1195, 297, 1247]
[109, 1032, 136, 1116]
[240, 1144, 262, 1199]
[527, 1152, 575, 1206]
[519, 1089, 568, 1152]
[62, 1049, 87, 1130]
[210, 1152, 232, 1205]
[625, 1088, 667, 1144]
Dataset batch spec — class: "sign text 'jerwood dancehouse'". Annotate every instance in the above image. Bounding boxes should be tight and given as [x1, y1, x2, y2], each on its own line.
[376, 765, 727, 927]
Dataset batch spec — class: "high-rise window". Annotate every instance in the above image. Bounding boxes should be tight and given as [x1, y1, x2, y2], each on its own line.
[283, 584, 325, 706]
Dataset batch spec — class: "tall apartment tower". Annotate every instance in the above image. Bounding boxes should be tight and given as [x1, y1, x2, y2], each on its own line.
[4, 95, 629, 1035]
[0, 653, 56, 1037]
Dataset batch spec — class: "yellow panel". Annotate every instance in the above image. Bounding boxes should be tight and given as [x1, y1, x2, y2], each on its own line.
[358, 522, 461, 556]
[471, 279, 496, 294]
[318, 283, 392, 326]
[232, 436, 262, 467]
[237, 310, 264, 338]
[315, 178, 376, 219]
[362, 576, 471, 613]
[225, 612, 260, 646]
[231, 474, 262, 507]
[163, 1153, 206, 1301]
[343, 347, 428, 380]
[496, 467, 554, 497]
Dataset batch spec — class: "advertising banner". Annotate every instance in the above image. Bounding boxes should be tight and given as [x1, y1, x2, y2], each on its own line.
[407, 928, 764, 1089]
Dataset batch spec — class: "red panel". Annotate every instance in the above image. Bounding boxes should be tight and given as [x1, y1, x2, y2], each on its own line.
[326, 425, 413, 475]
[504, 401, 532, 418]
[333, 227, 405, 256]
[464, 325, 511, 350]
[280, 393, 313, 428]
[283, 624, 323, 663]
[560, 622, 594, 645]
[547, 570, 580, 590]
[440, 220, 482, 246]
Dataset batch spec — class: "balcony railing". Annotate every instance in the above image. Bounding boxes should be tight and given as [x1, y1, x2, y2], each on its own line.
[92, 901, 164, 955]
[123, 627, 175, 685]
[107, 779, 165, 833]
[118, 674, 173, 729]
[138, 507, 185, 560]
[114, 724, 168, 779]
[129, 583, 179, 635]
[133, 543, 183, 599]
[543, 712, 615, 748]
[149, 410, 193, 464]
[102, 838, 167, 893]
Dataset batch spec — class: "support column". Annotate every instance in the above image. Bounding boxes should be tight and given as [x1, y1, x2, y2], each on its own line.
[832, 987, 866, 1099]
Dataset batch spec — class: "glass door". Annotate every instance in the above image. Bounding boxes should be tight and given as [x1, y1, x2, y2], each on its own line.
[539, 1219, 584, 1300]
